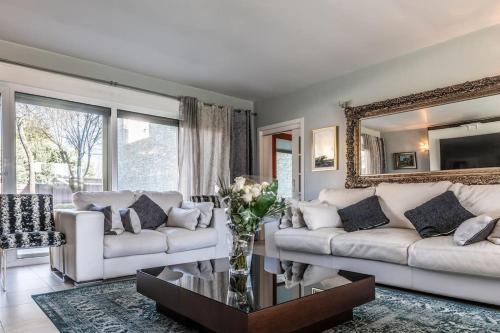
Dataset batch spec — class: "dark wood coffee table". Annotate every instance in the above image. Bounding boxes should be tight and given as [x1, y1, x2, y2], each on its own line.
[137, 255, 374, 333]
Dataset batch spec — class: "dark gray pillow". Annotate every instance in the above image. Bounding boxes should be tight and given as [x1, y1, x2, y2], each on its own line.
[338, 196, 389, 232]
[404, 191, 475, 238]
[88, 203, 113, 234]
[130, 195, 167, 230]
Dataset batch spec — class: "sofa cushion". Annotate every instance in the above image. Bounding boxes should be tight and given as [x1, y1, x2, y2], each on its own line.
[135, 191, 183, 215]
[274, 227, 346, 255]
[450, 183, 500, 217]
[338, 196, 389, 232]
[404, 191, 475, 238]
[318, 187, 375, 209]
[331, 228, 421, 265]
[408, 236, 500, 278]
[103, 230, 167, 259]
[73, 190, 136, 230]
[376, 181, 452, 229]
[302, 204, 342, 230]
[156, 227, 218, 253]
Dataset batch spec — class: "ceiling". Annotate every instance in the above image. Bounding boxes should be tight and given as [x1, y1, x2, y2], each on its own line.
[1, 1, 500, 101]
[362, 94, 500, 132]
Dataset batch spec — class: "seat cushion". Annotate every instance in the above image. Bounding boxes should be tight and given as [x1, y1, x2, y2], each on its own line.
[408, 236, 500, 278]
[331, 228, 421, 264]
[103, 230, 167, 259]
[0, 231, 65, 249]
[274, 228, 346, 255]
[156, 227, 218, 254]
[375, 181, 452, 229]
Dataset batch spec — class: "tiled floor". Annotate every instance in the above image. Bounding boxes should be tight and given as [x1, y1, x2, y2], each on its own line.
[0, 264, 74, 333]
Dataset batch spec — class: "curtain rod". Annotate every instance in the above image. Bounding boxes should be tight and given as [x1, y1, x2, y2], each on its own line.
[0, 58, 256, 113]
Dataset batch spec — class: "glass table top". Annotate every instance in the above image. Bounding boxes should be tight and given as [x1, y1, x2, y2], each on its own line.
[139, 254, 370, 313]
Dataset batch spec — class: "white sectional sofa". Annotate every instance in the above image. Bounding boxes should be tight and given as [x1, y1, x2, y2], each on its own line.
[265, 182, 500, 306]
[51, 191, 228, 283]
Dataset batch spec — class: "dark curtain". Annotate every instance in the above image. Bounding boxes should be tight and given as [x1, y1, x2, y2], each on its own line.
[230, 109, 254, 179]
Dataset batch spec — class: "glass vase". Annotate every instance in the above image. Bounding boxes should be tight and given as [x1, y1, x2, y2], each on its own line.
[226, 273, 255, 312]
[229, 231, 254, 275]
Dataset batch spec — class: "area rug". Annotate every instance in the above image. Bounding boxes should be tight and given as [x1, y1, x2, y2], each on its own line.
[33, 280, 500, 333]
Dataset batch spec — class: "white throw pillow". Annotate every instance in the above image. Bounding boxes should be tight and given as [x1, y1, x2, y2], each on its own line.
[318, 187, 375, 209]
[488, 220, 500, 245]
[289, 199, 324, 228]
[302, 204, 342, 230]
[167, 207, 201, 231]
[376, 181, 452, 229]
[181, 201, 214, 228]
[454, 215, 497, 246]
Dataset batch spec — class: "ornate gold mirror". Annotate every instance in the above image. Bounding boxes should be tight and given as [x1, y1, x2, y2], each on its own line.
[345, 75, 500, 188]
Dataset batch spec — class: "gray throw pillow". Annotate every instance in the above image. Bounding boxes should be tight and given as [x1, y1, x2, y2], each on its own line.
[119, 208, 142, 234]
[88, 203, 113, 234]
[404, 191, 475, 238]
[130, 194, 167, 230]
[181, 201, 214, 228]
[338, 196, 389, 232]
[167, 207, 201, 231]
[454, 215, 498, 246]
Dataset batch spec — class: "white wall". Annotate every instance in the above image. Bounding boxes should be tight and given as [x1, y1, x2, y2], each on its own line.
[382, 129, 430, 174]
[255, 24, 500, 199]
[0, 39, 253, 110]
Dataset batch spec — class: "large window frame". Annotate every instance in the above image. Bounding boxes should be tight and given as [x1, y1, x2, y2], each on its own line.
[0, 76, 179, 195]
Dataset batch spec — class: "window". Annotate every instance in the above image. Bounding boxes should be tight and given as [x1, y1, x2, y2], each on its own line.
[15, 93, 109, 208]
[117, 110, 179, 191]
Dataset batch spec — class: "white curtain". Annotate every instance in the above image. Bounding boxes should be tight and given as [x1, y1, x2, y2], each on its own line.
[178, 97, 231, 198]
[361, 133, 386, 174]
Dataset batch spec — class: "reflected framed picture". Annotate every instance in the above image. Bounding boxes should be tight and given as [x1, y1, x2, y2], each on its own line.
[393, 152, 417, 169]
[312, 126, 338, 171]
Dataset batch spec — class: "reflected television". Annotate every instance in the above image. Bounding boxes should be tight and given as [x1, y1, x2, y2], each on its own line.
[440, 132, 500, 170]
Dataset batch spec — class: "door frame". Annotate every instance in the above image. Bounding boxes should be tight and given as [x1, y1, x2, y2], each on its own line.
[258, 118, 304, 200]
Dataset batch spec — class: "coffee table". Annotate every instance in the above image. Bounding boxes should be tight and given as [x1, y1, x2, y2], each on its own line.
[137, 255, 374, 333]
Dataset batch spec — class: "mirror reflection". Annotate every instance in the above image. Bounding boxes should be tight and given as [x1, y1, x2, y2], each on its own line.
[360, 94, 500, 175]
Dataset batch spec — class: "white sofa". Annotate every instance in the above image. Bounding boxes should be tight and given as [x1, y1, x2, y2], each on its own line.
[265, 182, 500, 306]
[51, 190, 228, 283]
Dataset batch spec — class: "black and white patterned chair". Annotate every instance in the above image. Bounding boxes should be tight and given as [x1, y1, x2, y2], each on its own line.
[0, 194, 66, 290]
[190, 195, 222, 208]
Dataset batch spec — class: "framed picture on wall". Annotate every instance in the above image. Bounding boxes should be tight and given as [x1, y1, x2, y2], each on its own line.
[312, 126, 338, 171]
[393, 152, 417, 169]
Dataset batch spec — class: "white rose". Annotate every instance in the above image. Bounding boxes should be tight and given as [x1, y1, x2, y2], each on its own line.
[233, 182, 244, 192]
[250, 186, 261, 197]
[242, 192, 253, 203]
[243, 185, 252, 193]
[261, 181, 270, 189]
[234, 177, 246, 186]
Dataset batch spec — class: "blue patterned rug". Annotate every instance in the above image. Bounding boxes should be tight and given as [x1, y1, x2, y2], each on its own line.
[32, 280, 500, 333]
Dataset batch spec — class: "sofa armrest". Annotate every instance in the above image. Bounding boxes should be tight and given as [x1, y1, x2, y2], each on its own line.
[54, 209, 104, 282]
[264, 218, 280, 258]
[211, 208, 229, 258]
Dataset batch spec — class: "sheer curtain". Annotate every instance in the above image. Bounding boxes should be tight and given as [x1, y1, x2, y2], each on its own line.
[361, 133, 386, 174]
[178, 97, 231, 198]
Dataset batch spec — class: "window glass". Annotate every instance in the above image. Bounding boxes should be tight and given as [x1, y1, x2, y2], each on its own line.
[117, 110, 179, 191]
[15, 93, 108, 208]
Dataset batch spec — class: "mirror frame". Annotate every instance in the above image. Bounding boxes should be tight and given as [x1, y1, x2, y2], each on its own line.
[345, 75, 500, 188]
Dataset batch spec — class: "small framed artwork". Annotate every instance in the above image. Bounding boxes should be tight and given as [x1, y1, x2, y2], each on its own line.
[393, 152, 417, 169]
[312, 126, 338, 171]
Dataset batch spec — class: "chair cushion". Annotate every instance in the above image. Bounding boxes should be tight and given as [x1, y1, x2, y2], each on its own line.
[331, 228, 421, 265]
[156, 227, 218, 254]
[274, 227, 346, 255]
[103, 230, 167, 259]
[375, 181, 452, 229]
[0, 231, 65, 249]
[408, 236, 500, 278]
[318, 187, 375, 209]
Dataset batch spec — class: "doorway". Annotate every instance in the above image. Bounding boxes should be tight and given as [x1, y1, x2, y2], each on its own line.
[258, 118, 304, 200]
